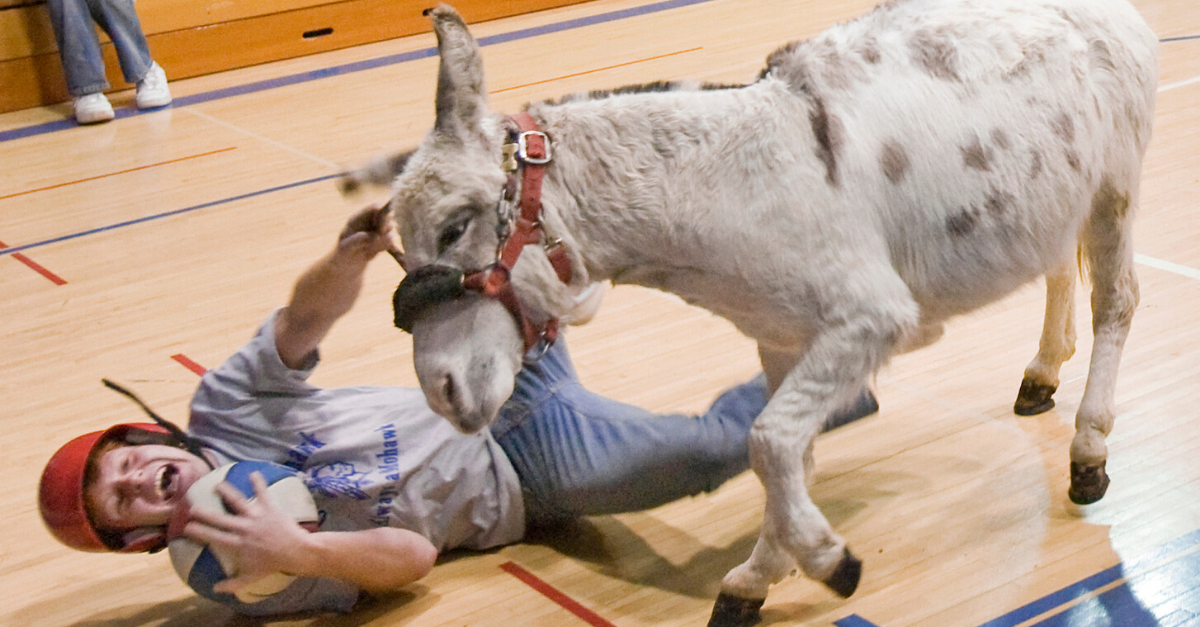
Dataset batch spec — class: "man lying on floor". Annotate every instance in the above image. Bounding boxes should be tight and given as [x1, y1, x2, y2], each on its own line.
[38, 206, 877, 615]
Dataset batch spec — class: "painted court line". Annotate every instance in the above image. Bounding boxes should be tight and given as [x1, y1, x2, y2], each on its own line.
[499, 561, 618, 627]
[491, 47, 704, 94]
[977, 565, 1126, 627]
[1158, 74, 1200, 93]
[1014, 577, 1132, 627]
[171, 354, 208, 376]
[1135, 253, 1200, 282]
[835, 528, 1200, 627]
[0, 238, 67, 285]
[0, 0, 718, 145]
[0, 147, 237, 201]
[0, 4, 1194, 145]
[180, 109, 340, 169]
[0, 173, 338, 258]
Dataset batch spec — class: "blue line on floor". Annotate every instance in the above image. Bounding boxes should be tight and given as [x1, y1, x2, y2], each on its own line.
[1161, 34, 1200, 43]
[815, 527, 1200, 627]
[0, 174, 338, 257]
[0, 0, 717, 144]
[976, 565, 1126, 627]
[1029, 547, 1200, 626]
[978, 527, 1200, 627]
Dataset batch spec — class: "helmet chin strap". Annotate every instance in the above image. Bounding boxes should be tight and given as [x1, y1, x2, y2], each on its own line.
[120, 526, 169, 554]
[101, 379, 215, 471]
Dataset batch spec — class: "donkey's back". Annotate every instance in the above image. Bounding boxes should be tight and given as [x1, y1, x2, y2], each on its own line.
[753, 0, 1157, 319]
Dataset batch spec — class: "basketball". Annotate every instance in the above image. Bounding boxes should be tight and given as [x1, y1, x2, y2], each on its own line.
[167, 461, 320, 604]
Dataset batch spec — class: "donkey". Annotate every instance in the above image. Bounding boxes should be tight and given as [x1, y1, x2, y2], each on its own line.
[350, 0, 1158, 624]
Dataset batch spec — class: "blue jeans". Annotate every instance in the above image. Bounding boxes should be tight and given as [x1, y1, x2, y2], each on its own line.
[493, 339, 880, 526]
[46, 0, 154, 96]
[492, 339, 770, 525]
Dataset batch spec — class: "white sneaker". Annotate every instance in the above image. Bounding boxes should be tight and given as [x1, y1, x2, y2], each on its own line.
[135, 63, 172, 109]
[73, 93, 115, 124]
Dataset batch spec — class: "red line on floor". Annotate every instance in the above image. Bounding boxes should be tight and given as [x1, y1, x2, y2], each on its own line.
[0, 146, 238, 201]
[499, 561, 617, 627]
[171, 354, 207, 376]
[491, 47, 704, 94]
[0, 239, 66, 285]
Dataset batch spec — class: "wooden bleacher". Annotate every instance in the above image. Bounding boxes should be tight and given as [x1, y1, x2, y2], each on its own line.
[0, 0, 592, 114]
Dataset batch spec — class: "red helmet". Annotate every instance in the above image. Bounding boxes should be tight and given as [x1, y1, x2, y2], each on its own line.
[39, 423, 174, 553]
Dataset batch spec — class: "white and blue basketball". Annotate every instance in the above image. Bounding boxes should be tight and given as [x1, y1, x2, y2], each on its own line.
[167, 461, 319, 604]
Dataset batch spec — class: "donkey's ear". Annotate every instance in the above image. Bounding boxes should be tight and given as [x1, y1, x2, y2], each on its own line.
[426, 4, 489, 140]
[338, 149, 416, 196]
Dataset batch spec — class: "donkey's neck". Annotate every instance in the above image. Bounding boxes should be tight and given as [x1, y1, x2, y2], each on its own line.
[525, 80, 820, 283]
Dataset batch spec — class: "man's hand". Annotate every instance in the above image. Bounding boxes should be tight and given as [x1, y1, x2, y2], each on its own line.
[274, 203, 405, 369]
[182, 471, 439, 594]
[337, 204, 404, 266]
[183, 472, 315, 594]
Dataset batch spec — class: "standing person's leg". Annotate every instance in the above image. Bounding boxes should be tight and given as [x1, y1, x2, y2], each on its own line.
[86, 0, 170, 108]
[85, 0, 151, 83]
[492, 339, 769, 525]
[46, 0, 110, 97]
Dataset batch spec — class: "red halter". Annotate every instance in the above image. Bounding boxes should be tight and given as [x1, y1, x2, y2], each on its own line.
[460, 112, 573, 361]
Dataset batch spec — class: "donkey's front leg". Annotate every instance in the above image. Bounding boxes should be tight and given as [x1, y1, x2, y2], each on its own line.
[710, 398, 849, 627]
[710, 300, 913, 627]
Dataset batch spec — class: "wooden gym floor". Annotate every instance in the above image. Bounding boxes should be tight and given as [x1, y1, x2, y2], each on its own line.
[2, 0, 1199, 625]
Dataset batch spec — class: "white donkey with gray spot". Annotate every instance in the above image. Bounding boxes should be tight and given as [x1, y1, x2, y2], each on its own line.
[348, 0, 1157, 624]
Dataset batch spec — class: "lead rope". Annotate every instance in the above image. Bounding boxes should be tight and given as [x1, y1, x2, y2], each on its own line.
[101, 378, 216, 471]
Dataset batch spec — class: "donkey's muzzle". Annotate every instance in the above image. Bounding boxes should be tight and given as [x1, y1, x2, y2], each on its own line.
[392, 265, 467, 333]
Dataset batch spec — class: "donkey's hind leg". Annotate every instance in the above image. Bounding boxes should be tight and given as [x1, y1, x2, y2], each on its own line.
[1015, 260, 1078, 415]
[1069, 179, 1139, 504]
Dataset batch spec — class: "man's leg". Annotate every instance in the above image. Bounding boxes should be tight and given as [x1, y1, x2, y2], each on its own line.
[494, 340, 880, 526]
[498, 374, 768, 524]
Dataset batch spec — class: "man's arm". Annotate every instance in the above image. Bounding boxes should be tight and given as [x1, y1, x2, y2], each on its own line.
[275, 205, 401, 369]
[185, 473, 438, 594]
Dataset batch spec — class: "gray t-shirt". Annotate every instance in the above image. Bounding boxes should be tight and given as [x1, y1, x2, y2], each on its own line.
[185, 311, 524, 614]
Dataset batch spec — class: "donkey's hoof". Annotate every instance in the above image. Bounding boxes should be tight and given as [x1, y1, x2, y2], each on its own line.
[1068, 461, 1110, 504]
[707, 593, 764, 627]
[823, 547, 862, 598]
[1014, 377, 1057, 416]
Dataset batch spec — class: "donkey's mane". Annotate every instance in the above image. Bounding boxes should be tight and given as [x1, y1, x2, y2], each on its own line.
[529, 79, 749, 108]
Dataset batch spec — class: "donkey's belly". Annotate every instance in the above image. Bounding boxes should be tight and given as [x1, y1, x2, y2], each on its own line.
[614, 265, 815, 349]
[885, 191, 1087, 321]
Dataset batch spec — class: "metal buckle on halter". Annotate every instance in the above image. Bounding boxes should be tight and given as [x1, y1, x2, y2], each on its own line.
[495, 186, 514, 235]
[517, 131, 552, 165]
[493, 184, 516, 262]
[501, 143, 519, 173]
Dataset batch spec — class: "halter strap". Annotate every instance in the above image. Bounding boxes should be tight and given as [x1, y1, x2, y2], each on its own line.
[393, 113, 575, 362]
[460, 112, 572, 360]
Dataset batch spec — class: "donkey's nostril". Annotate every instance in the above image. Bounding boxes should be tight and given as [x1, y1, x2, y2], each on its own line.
[442, 375, 457, 405]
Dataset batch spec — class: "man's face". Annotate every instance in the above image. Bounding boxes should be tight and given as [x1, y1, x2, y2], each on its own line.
[86, 444, 210, 530]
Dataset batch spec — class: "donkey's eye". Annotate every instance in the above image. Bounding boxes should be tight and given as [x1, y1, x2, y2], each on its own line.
[437, 218, 470, 254]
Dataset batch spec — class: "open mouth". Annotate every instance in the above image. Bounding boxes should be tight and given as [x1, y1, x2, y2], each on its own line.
[156, 464, 180, 500]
